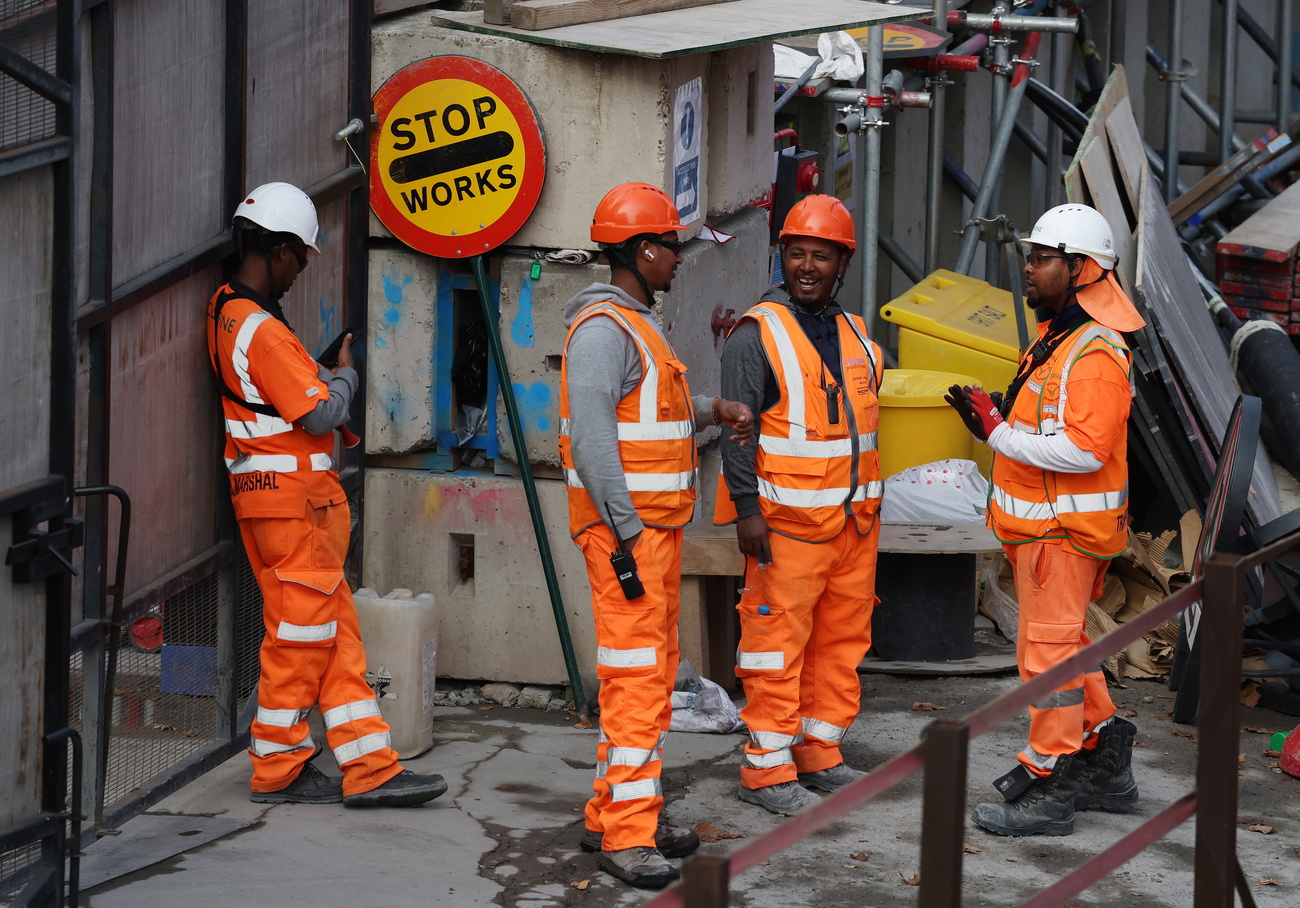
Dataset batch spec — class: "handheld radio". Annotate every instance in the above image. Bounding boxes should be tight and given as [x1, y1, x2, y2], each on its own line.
[604, 501, 645, 600]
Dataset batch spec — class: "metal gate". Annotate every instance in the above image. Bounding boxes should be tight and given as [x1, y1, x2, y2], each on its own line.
[0, 1, 371, 903]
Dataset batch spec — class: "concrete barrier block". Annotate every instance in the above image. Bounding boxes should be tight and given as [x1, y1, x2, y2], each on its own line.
[362, 468, 595, 684]
[495, 256, 605, 466]
[367, 247, 440, 454]
[661, 206, 772, 405]
[371, 17, 709, 249]
[705, 43, 774, 218]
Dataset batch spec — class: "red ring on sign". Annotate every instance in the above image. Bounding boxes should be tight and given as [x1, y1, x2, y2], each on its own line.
[370, 56, 546, 259]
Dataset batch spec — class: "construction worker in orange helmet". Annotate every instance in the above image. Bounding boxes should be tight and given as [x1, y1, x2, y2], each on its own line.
[715, 194, 884, 817]
[560, 181, 753, 889]
[946, 203, 1144, 836]
[209, 182, 447, 808]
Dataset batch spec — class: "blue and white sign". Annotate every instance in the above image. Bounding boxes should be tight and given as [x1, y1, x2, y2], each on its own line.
[672, 77, 702, 225]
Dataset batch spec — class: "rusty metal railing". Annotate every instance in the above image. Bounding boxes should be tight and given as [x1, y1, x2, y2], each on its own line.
[643, 529, 1300, 908]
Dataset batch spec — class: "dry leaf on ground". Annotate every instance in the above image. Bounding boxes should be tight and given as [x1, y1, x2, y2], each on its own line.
[1031, 851, 1052, 858]
[1265, 750, 1282, 758]
[1238, 753, 1247, 765]
[912, 702, 945, 712]
[1171, 728, 1196, 740]
[1261, 878, 1278, 885]
[497, 783, 527, 792]
[963, 844, 982, 854]
[900, 872, 920, 886]
[574, 715, 593, 729]
[694, 821, 744, 843]
[570, 879, 590, 890]
[478, 705, 494, 711]
[1243, 727, 1271, 734]
[842, 864, 857, 869]
[849, 852, 870, 861]
[1249, 824, 1276, 835]
[1124, 709, 1139, 717]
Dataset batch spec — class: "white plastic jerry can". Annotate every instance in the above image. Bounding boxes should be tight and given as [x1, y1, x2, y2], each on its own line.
[353, 587, 438, 758]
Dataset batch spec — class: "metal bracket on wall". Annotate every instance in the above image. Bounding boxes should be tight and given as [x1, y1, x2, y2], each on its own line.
[2, 475, 82, 583]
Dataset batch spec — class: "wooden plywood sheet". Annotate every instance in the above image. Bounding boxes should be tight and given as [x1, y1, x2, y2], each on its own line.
[512, 0, 736, 31]
[1079, 135, 1137, 295]
[1105, 95, 1146, 216]
[1135, 169, 1281, 524]
[1217, 178, 1300, 262]
[431, 0, 918, 58]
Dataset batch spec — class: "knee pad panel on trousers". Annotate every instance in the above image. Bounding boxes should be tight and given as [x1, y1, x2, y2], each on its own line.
[595, 601, 662, 679]
[736, 602, 788, 675]
[270, 570, 344, 646]
[1024, 620, 1084, 675]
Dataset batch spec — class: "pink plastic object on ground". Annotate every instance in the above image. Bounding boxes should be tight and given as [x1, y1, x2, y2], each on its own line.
[1282, 723, 1300, 779]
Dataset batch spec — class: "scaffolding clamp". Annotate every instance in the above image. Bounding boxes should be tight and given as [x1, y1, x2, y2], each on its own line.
[959, 215, 1020, 246]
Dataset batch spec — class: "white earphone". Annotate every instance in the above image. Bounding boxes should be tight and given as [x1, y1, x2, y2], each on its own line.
[645, 251, 655, 260]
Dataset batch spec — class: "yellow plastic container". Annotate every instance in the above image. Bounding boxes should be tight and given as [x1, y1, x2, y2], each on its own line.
[877, 369, 977, 479]
[879, 269, 1033, 394]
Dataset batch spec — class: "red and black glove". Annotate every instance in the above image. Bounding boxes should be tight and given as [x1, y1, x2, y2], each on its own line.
[964, 386, 1006, 440]
[944, 384, 988, 441]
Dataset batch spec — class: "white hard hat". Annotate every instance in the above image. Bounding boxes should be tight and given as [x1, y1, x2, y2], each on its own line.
[1021, 203, 1116, 270]
[232, 182, 321, 254]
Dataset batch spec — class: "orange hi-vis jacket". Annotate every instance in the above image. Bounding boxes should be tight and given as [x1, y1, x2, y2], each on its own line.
[716, 303, 883, 542]
[558, 302, 697, 537]
[207, 282, 337, 520]
[990, 321, 1132, 558]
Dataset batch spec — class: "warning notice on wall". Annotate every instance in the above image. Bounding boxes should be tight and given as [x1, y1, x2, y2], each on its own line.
[672, 77, 702, 226]
[370, 56, 546, 258]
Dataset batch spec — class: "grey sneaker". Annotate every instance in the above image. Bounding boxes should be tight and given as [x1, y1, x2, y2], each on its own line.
[738, 780, 821, 816]
[798, 763, 868, 793]
[596, 846, 680, 889]
[250, 762, 342, 805]
[343, 770, 447, 808]
[581, 823, 700, 858]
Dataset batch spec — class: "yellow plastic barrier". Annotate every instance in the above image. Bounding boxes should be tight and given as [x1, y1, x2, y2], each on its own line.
[877, 369, 978, 479]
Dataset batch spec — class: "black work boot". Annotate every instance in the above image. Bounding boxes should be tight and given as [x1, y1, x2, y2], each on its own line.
[1075, 717, 1139, 811]
[971, 754, 1083, 837]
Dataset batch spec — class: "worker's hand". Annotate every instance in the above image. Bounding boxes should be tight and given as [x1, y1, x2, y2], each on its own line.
[964, 386, 1006, 440]
[714, 398, 755, 446]
[736, 514, 772, 566]
[333, 333, 354, 372]
[944, 384, 989, 441]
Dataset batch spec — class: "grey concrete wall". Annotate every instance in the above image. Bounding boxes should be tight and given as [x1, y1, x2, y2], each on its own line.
[705, 42, 776, 218]
[362, 468, 596, 684]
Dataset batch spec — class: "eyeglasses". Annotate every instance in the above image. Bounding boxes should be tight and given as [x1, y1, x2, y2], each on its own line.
[1025, 251, 1067, 268]
[647, 238, 685, 255]
[280, 244, 309, 273]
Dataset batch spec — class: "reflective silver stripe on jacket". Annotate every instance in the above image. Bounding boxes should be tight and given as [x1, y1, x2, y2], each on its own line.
[607, 746, 660, 768]
[256, 706, 311, 728]
[991, 487, 1056, 521]
[225, 453, 334, 474]
[227, 413, 294, 440]
[597, 645, 657, 669]
[802, 716, 849, 744]
[757, 479, 883, 509]
[559, 417, 693, 443]
[323, 699, 382, 728]
[564, 468, 695, 493]
[250, 732, 314, 758]
[1054, 488, 1128, 514]
[737, 650, 784, 671]
[757, 431, 879, 458]
[1032, 687, 1085, 710]
[232, 310, 272, 404]
[333, 730, 392, 765]
[750, 307, 807, 432]
[276, 619, 338, 644]
[744, 748, 793, 769]
[609, 779, 662, 802]
[749, 729, 800, 750]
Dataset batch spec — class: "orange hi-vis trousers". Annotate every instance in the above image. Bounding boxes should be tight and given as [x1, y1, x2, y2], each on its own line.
[240, 498, 404, 798]
[577, 524, 682, 852]
[1006, 539, 1116, 776]
[737, 522, 879, 790]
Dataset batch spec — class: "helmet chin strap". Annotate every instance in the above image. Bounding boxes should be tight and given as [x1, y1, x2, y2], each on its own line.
[610, 241, 655, 305]
[264, 250, 285, 302]
[1058, 245, 1109, 301]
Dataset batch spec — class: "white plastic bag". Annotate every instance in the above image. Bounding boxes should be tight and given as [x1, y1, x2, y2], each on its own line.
[881, 459, 987, 523]
[773, 31, 864, 83]
[670, 659, 745, 734]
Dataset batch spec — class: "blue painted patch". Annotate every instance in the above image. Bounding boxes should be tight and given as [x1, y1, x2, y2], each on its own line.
[373, 336, 388, 349]
[315, 296, 338, 358]
[382, 272, 413, 327]
[512, 381, 553, 432]
[511, 279, 536, 348]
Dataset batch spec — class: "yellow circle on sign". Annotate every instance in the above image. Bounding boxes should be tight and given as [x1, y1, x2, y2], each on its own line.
[375, 78, 529, 241]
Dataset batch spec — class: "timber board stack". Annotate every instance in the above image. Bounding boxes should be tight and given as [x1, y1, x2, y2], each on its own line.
[1217, 179, 1300, 337]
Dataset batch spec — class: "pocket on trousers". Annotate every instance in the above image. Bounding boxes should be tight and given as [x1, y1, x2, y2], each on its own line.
[735, 600, 788, 676]
[271, 569, 344, 647]
[594, 601, 662, 679]
[1023, 620, 1081, 675]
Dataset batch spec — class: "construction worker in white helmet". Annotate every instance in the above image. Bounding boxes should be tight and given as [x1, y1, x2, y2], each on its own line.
[208, 182, 447, 808]
[946, 203, 1144, 836]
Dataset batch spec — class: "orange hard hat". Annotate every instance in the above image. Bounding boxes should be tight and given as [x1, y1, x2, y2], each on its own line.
[779, 194, 856, 252]
[591, 182, 686, 244]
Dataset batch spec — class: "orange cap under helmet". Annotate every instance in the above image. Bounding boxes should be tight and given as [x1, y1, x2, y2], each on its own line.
[779, 194, 857, 253]
[591, 182, 686, 244]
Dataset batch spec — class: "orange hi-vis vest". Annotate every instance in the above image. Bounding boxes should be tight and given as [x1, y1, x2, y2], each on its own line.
[990, 321, 1132, 558]
[207, 283, 338, 520]
[558, 302, 697, 537]
[716, 303, 883, 543]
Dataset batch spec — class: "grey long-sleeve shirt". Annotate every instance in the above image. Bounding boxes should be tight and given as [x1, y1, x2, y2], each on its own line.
[563, 283, 716, 540]
[297, 364, 358, 435]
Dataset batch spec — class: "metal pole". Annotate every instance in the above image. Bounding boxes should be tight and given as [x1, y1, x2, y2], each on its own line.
[917, 720, 969, 908]
[924, 0, 949, 273]
[955, 75, 1030, 275]
[1149, 44, 1245, 153]
[986, 2, 1011, 284]
[860, 24, 884, 325]
[1219, 0, 1237, 163]
[1164, 0, 1184, 205]
[1193, 555, 1245, 908]
[470, 256, 589, 718]
[1278, 0, 1293, 133]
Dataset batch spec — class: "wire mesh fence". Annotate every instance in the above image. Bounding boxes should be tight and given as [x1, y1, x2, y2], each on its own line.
[0, 0, 58, 153]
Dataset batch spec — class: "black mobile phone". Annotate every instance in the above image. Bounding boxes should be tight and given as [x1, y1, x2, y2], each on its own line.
[318, 327, 362, 367]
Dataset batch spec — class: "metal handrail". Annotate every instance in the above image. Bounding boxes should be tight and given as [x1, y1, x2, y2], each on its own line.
[642, 528, 1300, 908]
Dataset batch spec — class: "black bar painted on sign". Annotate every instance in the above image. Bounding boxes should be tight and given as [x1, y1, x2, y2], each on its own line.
[389, 131, 514, 183]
